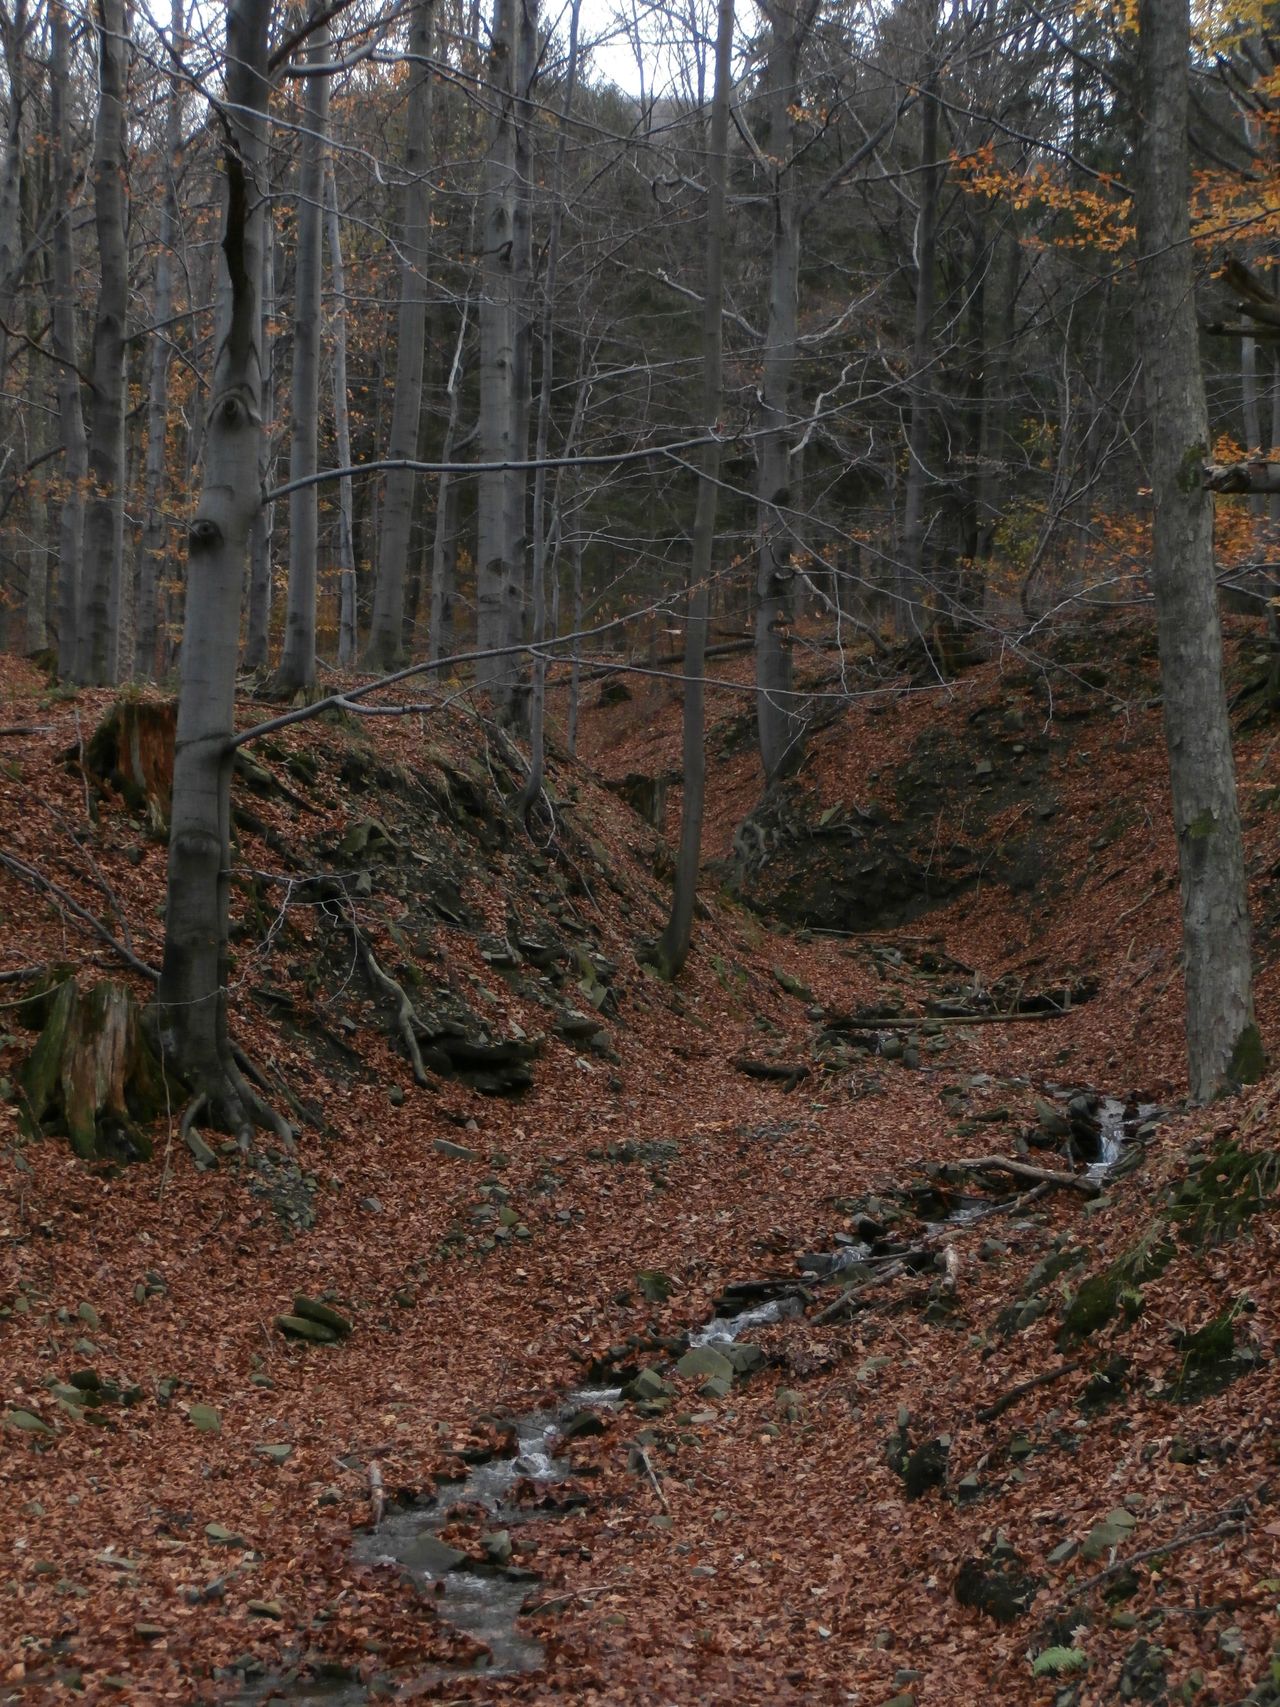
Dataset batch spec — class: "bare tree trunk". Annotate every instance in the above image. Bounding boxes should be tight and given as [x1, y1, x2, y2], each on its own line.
[273, 21, 330, 697]
[754, 0, 815, 784]
[134, 0, 184, 679]
[324, 159, 358, 666]
[49, 2, 86, 678]
[654, 0, 733, 979]
[75, 0, 130, 685]
[898, 26, 941, 639]
[1136, 0, 1262, 1101]
[154, 0, 286, 1137]
[243, 193, 276, 670]
[0, 0, 29, 411]
[365, 0, 434, 670]
[425, 302, 469, 661]
[517, 0, 581, 817]
[475, 0, 520, 709]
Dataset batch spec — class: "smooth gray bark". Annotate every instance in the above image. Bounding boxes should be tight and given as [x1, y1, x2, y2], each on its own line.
[76, 0, 130, 685]
[134, 0, 184, 679]
[365, 0, 434, 670]
[1136, 0, 1262, 1101]
[243, 192, 277, 670]
[273, 21, 330, 697]
[518, 0, 581, 818]
[155, 0, 286, 1136]
[898, 42, 941, 639]
[425, 303, 469, 661]
[324, 160, 358, 666]
[49, 2, 86, 680]
[475, 0, 521, 708]
[754, 0, 815, 783]
[655, 0, 733, 979]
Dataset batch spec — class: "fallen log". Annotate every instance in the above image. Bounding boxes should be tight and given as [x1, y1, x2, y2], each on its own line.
[824, 1009, 1073, 1030]
[957, 1155, 1099, 1195]
[975, 1359, 1082, 1423]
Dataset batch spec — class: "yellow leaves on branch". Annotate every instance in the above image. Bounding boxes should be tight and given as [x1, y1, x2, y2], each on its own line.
[951, 145, 1133, 253]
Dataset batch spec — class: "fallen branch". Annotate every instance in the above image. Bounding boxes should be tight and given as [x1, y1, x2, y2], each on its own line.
[957, 1155, 1099, 1196]
[975, 1359, 1081, 1423]
[0, 850, 158, 981]
[632, 1444, 669, 1513]
[810, 1260, 905, 1325]
[824, 1009, 1072, 1030]
[368, 1460, 385, 1528]
[1062, 1503, 1251, 1601]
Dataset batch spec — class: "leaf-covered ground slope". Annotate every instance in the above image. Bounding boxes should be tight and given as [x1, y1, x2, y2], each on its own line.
[1, 617, 1279, 1705]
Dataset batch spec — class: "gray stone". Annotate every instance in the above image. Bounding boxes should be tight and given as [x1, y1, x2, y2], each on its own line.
[256, 1443, 293, 1465]
[188, 1403, 221, 1434]
[483, 1529, 513, 1566]
[402, 1533, 468, 1575]
[291, 1296, 353, 1337]
[723, 1342, 765, 1377]
[433, 1138, 479, 1161]
[622, 1368, 668, 1402]
[674, 1346, 733, 1384]
[275, 1314, 338, 1344]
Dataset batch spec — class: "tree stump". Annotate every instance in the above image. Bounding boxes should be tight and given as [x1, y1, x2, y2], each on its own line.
[21, 977, 171, 1159]
[77, 698, 177, 828]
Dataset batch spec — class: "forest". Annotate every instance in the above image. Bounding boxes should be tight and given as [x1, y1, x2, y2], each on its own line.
[4, 0, 1280, 1701]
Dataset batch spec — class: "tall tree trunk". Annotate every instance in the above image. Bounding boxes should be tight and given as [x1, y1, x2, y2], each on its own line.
[154, 0, 285, 1137]
[425, 302, 469, 661]
[1135, 0, 1262, 1101]
[517, 0, 581, 817]
[364, 0, 434, 670]
[75, 0, 130, 685]
[243, 189, 277, 669]
[654, 0, 733, 979]
[49, 3, 85, 677]
[273, 21, 330, 697]
[897, 30, 940, 639]
[754, 0, 814, 784]
[475, 0, 521, 710]
[0, 0, 28, 410]
[134, 0, 185, 679]
[324, 160, 358, 666]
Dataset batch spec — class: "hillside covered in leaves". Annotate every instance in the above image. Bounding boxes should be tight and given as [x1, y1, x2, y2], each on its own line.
[3, 617, 1280, 1706]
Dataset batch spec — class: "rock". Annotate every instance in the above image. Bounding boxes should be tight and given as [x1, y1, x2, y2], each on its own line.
[674, 1346, 733, 1384]
[402, 1533, 468, 1575]
[723, 1342, 765, 1377]
[188, 1403, 221, 1434]
[388, 1086, 405, 1107]
[483, 1529, 513, 1566]
[185, 1129, 218, 1170]
[291, 1296, 353, 1337]
[4, 1409, 51, 1434]
[275, 1314, 339, 1345]
[247, 1600, 283, 1619]
[621, 1368, 669, 1402]
[256, 1443, 293, 1465]
[699, 1374, 733, 1400]
[1034, 1098, 1071, 1137]
[559, 1409, 607, 1441]
[360, 1196, 383, 1214]
[204, 1522, 248, 1547]
[433, 1138, 479, 1161]
[77, 1302, 100, 1329]
[1081, 1508, 1137, 1562]
[880, 1035, 904, 1061]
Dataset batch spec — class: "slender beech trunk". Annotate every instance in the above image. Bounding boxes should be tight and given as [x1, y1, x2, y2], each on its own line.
[365, 0, 434, 670]
[324, 161, 358, 666]
[654, 0, 733, 979]
[475, 0, 520, 708]
[898, 31, 940, 638]
[517, 0, 581, 818]
[0, 0, 28, 411]
[243, 194, 276, 669]
[49, 2, 86, 679]
[273, 22, 330, 696]
[155, 0, 286, 1136]
[134, 0, 184, 679]
[754, 0, 814, 784]
[1135, 0, 1262, 1101]
[425, 303, 469, 660]
[504, 0, 538, 712]
[75, 0, 129, 684]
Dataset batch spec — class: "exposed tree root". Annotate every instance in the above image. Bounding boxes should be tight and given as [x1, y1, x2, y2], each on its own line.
[353, 931, 431, 1086]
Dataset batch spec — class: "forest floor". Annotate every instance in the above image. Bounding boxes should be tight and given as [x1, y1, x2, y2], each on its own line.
[2, 612, 1280, 1707]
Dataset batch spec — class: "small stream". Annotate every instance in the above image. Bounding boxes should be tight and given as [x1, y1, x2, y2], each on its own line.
[249, 1085, 1161, 1703]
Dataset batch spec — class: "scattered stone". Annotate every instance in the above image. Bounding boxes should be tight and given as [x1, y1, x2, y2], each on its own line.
[4, 1409, 51, 1434]
[1081, 1508, 1137, 1562]
[77, 1302, 100, 1329]
[559, 1409, 607, 1440]
[291, 1296, 353, 1337]
[388, 1086, 405, 1107]
[675, 1346, 734, 1385]
[188, 1403, 221, 1434]
[434, 1138, 479, 1162]
[622, 1368, 669, 1403]
[360, 1196, 383, 1214]
[247, 1600, 283, 1619]
[256, 1443, 293, 1466]
[275, 1314, 340, 1344]
[205, 1522, 248, 1547]
[483, 1530, 513, 1567]
[402, 1533, 468, 1575]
